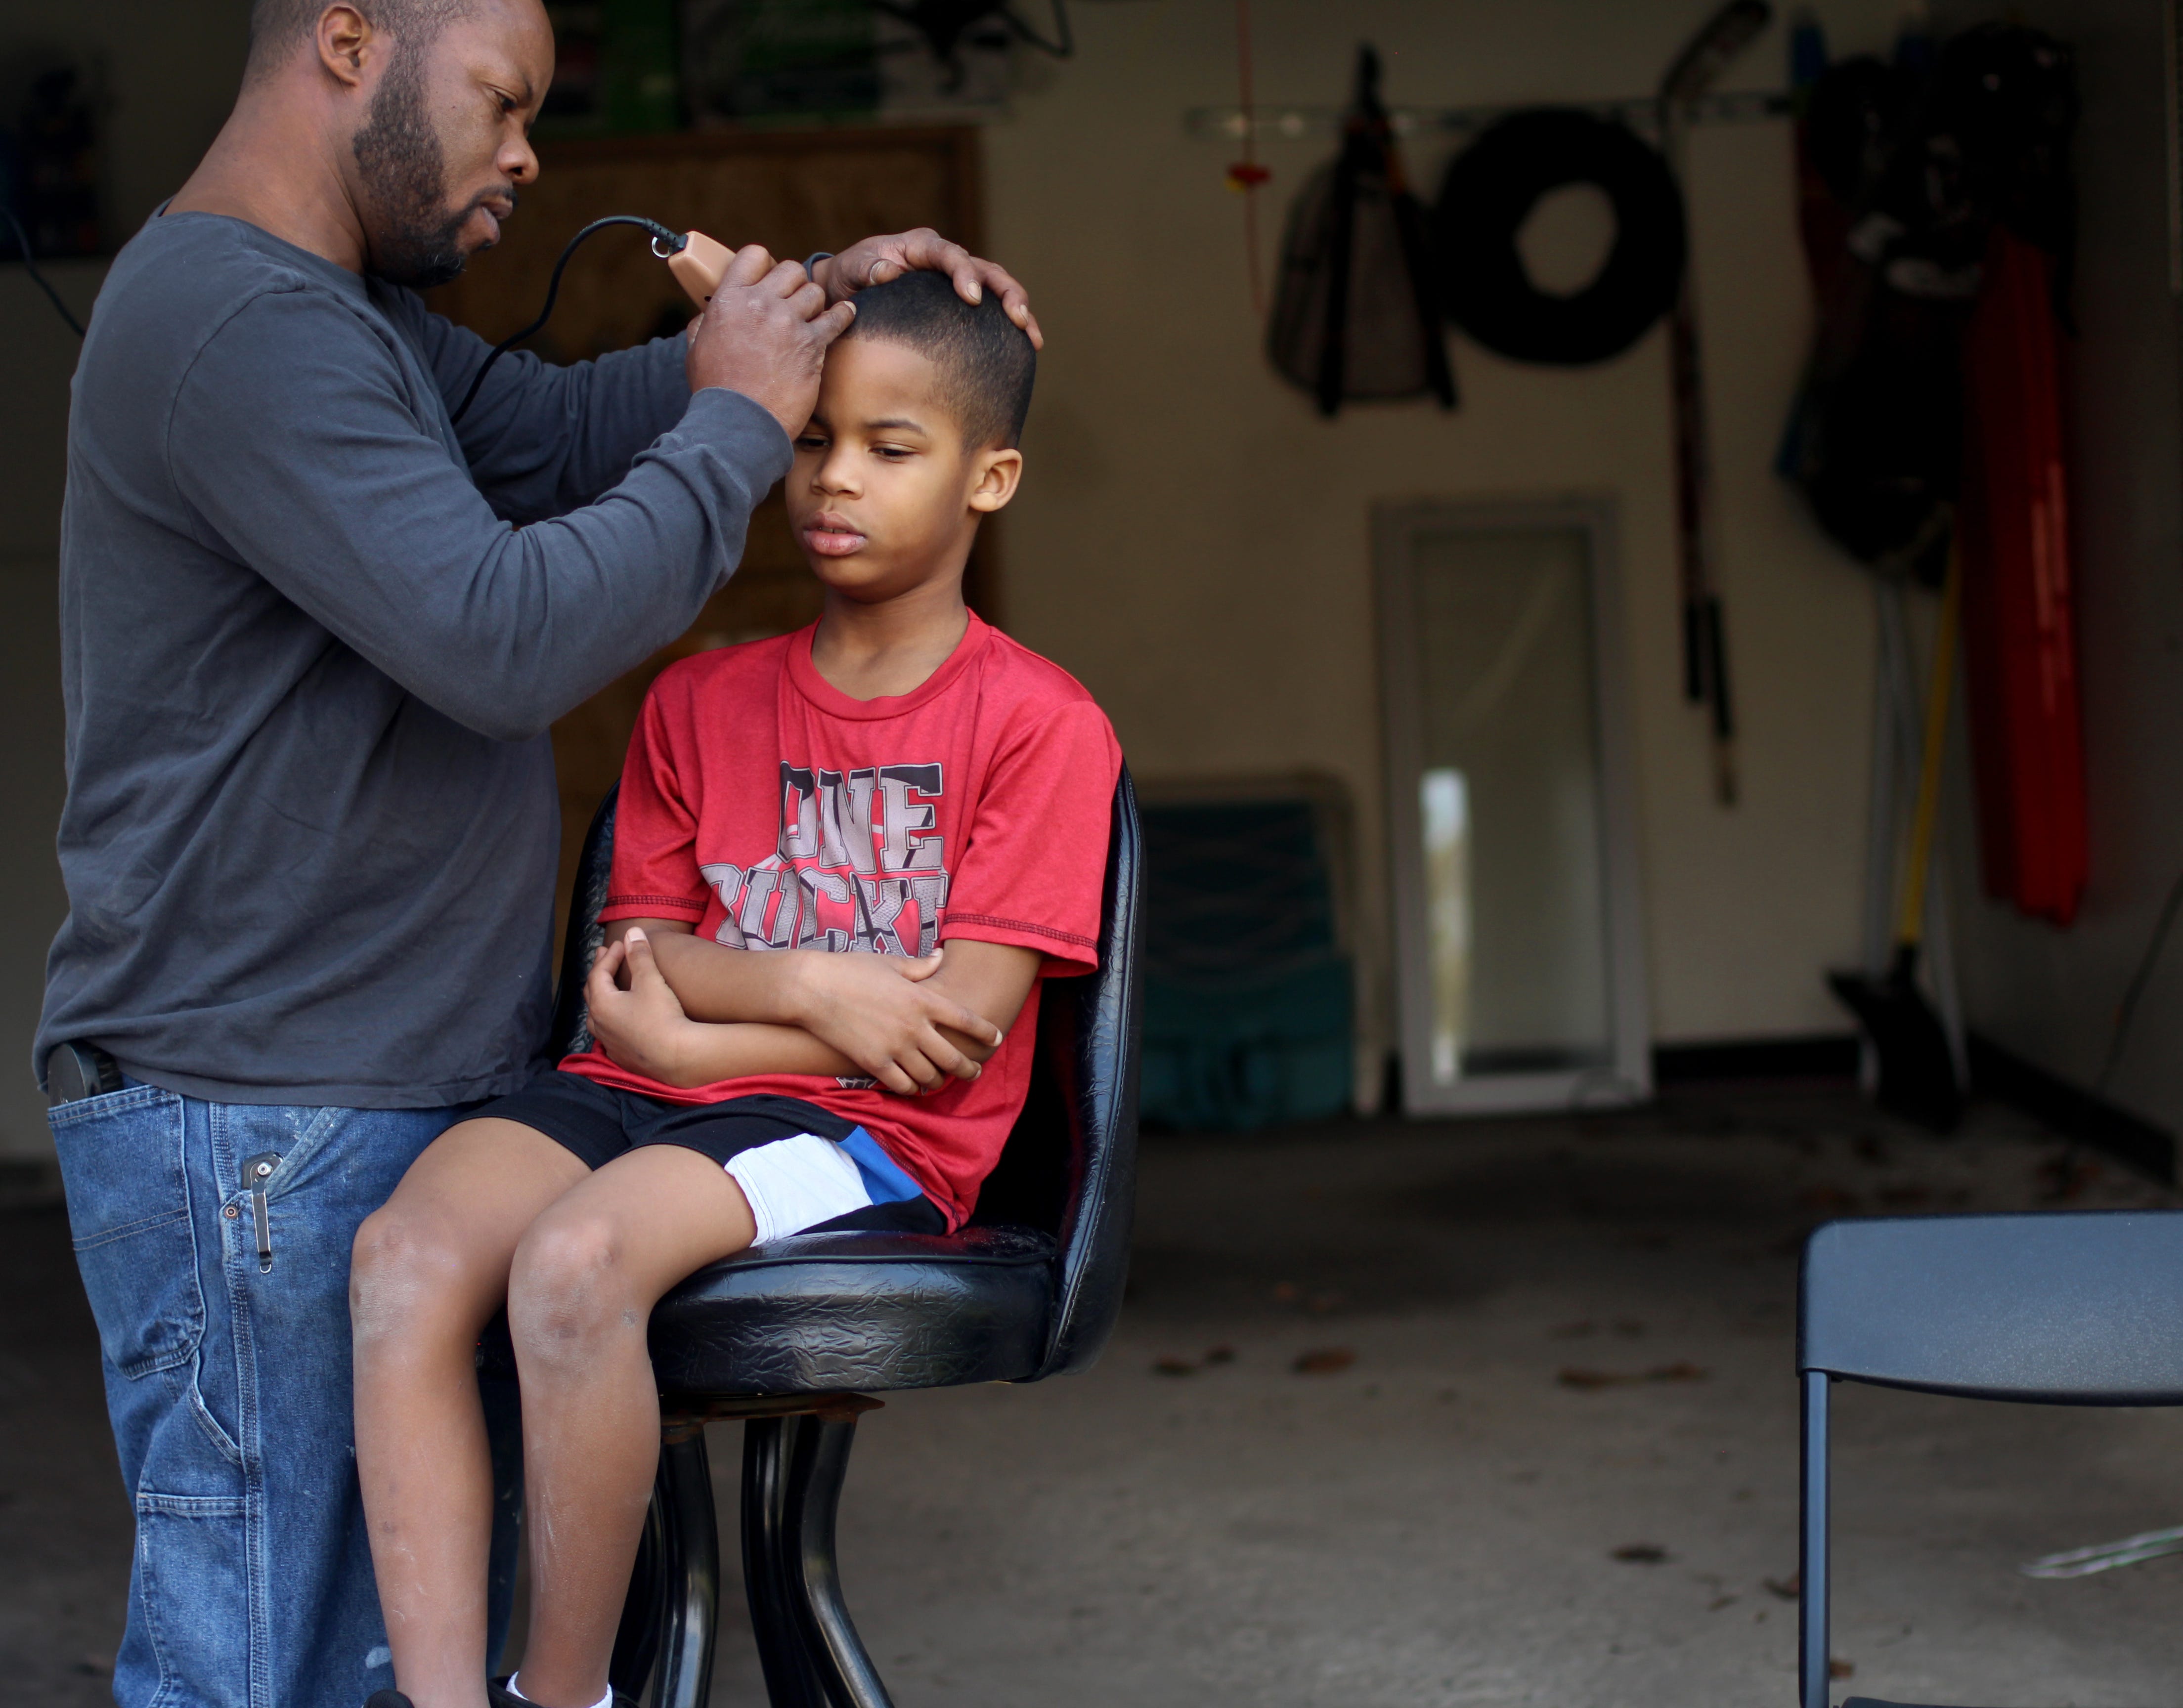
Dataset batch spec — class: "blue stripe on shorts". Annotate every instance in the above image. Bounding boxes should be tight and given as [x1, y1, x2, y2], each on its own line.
[839, 1127, 925, 1205]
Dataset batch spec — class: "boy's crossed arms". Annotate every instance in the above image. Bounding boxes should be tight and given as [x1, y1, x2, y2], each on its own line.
[584, 923, 1037, 1096]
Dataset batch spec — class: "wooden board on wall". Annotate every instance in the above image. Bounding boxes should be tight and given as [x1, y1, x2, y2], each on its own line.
[432, 126, 984, 355]
[428, 126, 990, 952]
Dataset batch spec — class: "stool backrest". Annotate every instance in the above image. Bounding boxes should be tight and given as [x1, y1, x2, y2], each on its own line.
[547, 783, 622, 1062]
[993, 767, 1144, 1377]
[1800, 1211, 2183, 1403]
[547, 769, 1146, 1383]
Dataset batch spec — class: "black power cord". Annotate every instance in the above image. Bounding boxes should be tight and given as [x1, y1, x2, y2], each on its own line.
[2, 204, 696, 371]
[449, 214, 687, 426]
[4, 207, 87, 338]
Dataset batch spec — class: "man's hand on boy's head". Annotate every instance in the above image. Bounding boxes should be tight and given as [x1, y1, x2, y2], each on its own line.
[788, 947, 1004, 1096]
[817, 229, 1043, 350]
[687, 244, 859, 437]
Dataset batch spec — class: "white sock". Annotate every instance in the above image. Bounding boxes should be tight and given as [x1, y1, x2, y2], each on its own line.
[506, 1673, 612, 1708]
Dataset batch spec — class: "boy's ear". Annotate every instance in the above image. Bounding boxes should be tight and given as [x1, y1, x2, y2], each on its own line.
[968, 445, 1023, 515]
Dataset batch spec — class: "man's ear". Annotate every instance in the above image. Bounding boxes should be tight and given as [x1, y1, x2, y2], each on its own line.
[316, 4, 377, 89]
[967, 446, 1023, 515]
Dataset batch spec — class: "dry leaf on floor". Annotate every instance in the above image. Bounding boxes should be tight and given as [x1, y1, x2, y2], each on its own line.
[1612, 1543, 1670, 1563]
[1559, 1361, 1706, 1389]
[1831, 1660, 1855, 1679]
[1152, 1356, 1196, 1376]
[1764, 1574, 1800, 1599]
[1292, 1347, 1356, 1375]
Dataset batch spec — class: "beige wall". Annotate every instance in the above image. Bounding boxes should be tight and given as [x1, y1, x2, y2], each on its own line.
[984, 0, 1908, 1097]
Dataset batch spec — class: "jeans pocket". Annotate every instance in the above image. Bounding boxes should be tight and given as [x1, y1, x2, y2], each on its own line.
[134, 1490, 251, 1708]
[50, 1084, 206, 1379]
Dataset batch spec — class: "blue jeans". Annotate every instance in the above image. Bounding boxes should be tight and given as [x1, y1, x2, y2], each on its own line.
[49, 1084, 519, 1708]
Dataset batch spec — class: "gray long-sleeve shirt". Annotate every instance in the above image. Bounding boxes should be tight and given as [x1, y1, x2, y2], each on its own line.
[36, 210, 792, 1106]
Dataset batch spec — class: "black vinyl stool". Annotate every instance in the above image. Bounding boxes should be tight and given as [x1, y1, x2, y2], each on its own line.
[535, 770, 1143, 1708]
[1798, 1211, 2183, 1708]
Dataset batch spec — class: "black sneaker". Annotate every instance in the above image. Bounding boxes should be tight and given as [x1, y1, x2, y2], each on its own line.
[363, 1693, 415, 1708]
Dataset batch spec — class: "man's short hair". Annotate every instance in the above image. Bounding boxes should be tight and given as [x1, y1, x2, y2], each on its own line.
[843, 268, 1036, 450]
[246, 0, 471, 79]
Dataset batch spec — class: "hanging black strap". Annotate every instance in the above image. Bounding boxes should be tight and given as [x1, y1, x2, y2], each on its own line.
[1313, 50, 1378, 416]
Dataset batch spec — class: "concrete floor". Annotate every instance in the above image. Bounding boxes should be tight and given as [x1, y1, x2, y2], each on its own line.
[8, 1088, 2183, 1708]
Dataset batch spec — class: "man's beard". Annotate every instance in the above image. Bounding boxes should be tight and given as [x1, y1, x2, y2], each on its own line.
[351, 46, 478, 289]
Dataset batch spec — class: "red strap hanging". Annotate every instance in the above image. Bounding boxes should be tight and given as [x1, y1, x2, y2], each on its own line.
[1225, 0, 1270, 315]
[1957, 228, 2087, 925]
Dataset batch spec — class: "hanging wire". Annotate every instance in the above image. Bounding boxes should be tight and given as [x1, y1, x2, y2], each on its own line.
[2094, 860, 2183, 1099]
[1225, 0, 1271, 317]
[3, 207, 87, 338]
[449, 214, 686, 426]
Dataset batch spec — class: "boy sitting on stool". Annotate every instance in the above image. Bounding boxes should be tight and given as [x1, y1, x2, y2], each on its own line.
[350, 268, 1120, 1708]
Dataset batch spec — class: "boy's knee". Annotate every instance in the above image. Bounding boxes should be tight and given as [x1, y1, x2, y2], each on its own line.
[349, 1204, 476, 1339]
[507, 1214, 641, 1363]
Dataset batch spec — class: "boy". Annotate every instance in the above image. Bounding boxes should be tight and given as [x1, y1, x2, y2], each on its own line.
[351, 268, 1120, 1708]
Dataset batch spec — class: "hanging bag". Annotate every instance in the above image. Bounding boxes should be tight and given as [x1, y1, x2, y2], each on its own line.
[1267, 45, 1456, 416]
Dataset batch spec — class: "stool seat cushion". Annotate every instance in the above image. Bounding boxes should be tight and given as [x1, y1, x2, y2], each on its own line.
[647, 1225, 1058, 1397]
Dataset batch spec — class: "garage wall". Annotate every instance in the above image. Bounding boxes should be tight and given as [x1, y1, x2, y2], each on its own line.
[984, 0, 1910, 1098]
[0, 0, 1924, 1153]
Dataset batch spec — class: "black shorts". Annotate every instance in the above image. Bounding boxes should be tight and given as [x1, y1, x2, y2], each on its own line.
[476, 1070, 945, 1237]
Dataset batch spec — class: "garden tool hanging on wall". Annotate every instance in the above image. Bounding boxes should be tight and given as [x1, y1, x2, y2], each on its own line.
[1780, 21, 2084, 924]
[1829, 545, 1967, 1133]
[1659, 0, 1772, 806]
[1267, 44, 1456, 417]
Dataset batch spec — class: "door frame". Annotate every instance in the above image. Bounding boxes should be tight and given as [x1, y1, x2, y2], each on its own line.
[1373, 494, 1652, 1114]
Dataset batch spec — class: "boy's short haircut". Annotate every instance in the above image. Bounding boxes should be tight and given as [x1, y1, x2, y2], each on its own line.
[843, 268, 1037, 450]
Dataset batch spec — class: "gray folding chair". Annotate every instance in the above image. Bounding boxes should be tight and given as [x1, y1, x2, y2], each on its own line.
[1798, 1211, 2183, 1708]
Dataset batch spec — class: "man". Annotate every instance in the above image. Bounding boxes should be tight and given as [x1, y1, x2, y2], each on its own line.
[35, 1, 1039, 1705]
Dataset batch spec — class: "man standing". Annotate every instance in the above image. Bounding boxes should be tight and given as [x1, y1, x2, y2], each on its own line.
[36, 1, 1037, 1704]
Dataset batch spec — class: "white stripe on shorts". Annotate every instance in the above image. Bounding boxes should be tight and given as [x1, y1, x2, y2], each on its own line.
[725, 1133, 873, 1246]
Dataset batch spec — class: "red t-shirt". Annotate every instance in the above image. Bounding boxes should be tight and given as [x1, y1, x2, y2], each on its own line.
[562, 612, 1121, 1229]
